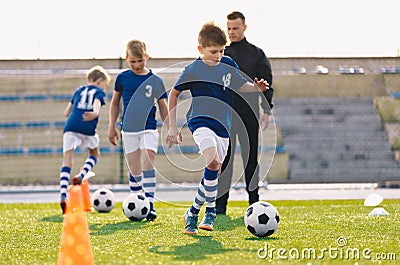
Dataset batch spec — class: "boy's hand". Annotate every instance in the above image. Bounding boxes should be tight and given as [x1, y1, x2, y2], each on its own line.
[259, 113, 271, 131]
[254, 77, 269, 92]
[166, 127, 182, 149]
[108, 128, 119, 146]
[82, 111, 98, 121]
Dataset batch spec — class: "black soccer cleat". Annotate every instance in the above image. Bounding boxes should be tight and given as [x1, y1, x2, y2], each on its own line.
[146, 210, 157, 221]
[60, 200, 67, 214]
[72, 175, 82, 185]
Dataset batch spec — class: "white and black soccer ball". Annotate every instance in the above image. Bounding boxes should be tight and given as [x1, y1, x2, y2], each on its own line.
[122, 193, 150, 221]
[244, 201, 280, 237]
[91, 188, 116, 213]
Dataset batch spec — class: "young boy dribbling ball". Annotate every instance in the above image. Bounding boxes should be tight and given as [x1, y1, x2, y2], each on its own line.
[166, 22, 269, 234]
[108, 39, 169, 221]
[59, 65, 111, 213]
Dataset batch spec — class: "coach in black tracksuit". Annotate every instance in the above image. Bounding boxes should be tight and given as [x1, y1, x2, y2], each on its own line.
[216, 11, 274, 214]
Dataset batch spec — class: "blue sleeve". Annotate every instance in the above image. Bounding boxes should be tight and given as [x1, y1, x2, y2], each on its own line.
[174, 66, 193, 91]
[152, 75, 168, 100]
[70, 94, 75, 104]
[233, 67, 248, 90]
[157, 80, 168, 100]
[229, 59, 247, 90]
[114, 74, 122, 92]
[159, 91, 168, 99]
[95, 90, 106, 106]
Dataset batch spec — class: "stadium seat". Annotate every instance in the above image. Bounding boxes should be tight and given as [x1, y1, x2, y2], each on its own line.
[0, 95, 21, 102]
[51, 94, 72, 101]
[0, 147, 24, 155]
[391, 92, 400, 99]
[0, 122, 22, 129]
[100, 147, 112, 154]
[23, 94, 48, 101]
[54, 121, 65, 128]
[28, 147, 54, 155]
[26, 121, 51, 128]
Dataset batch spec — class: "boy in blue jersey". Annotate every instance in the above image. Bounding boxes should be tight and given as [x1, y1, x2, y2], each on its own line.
[166, 22, 269, 234]
[59, 65, 111, 213]
[108, 39, 168, 221]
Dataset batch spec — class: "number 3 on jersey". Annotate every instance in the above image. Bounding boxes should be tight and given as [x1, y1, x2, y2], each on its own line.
[77, 87, 96, 110]
[145, 85, 153, 98]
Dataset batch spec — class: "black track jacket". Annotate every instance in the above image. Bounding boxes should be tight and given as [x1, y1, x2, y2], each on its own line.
[225, 37, 274, 116]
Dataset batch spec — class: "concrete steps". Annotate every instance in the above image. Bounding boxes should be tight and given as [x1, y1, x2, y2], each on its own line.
[274, 97, 400, 183]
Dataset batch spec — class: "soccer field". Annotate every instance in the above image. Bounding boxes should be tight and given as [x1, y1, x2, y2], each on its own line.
[1, 200, 399, 265]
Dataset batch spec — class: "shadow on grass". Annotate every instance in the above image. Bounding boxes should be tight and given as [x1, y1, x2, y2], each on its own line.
[89, 220, 159, 236]
[215, 215, 243, 232]
[245, 236, 279, 241]
[149, 235, 242, 261]
[217, 215, 280, 241]
[40, 214, 63, 223]
[39, 213, 159, 237]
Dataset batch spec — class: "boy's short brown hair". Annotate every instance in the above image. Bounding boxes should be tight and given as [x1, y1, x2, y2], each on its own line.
[126, 39, 148, 58]
[87, 65, 111, 84]
[198, 21, 227, 48]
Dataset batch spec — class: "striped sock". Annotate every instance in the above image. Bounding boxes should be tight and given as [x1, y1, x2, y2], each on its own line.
[59, 166, 71, 201]
[129, 173, 143, 193]
[190, 168, 218, 215]
[203, 168, 218, 214]
[142, 169, 156, 211]
[79, 155, 97, 180]
[190, 177, 206, 215]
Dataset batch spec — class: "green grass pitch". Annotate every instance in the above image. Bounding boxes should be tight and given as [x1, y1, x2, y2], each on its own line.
[0, 200, 399, 264]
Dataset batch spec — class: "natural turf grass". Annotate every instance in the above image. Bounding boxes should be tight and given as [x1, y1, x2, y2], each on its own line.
[1, 200, 399, 265]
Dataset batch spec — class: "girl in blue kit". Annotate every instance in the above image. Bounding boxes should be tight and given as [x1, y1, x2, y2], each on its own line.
[59, 65, 111, 213]
[166, 22, 269, 234]
[108, 39, 168, 221]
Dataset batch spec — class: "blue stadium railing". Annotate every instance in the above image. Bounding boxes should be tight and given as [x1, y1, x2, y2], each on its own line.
[0, 145, 283, 156]
[0, 93, 113, 102]
[0, 92, 285, 155]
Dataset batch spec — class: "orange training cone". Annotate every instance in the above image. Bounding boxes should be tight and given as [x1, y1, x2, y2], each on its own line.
[58, 185, 94, 265]
[65, 184, 84, 214]
[81, 180, 93, 212]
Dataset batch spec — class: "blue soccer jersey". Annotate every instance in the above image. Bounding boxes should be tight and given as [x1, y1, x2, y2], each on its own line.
[63, 85, 106, 136]
[174, 56, 247, 138]
[115, 69, 167, 132]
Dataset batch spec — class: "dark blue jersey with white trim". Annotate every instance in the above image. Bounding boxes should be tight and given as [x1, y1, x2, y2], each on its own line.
[64, 85, 106, 136]
[174, 56, 247, 138]
[115, 69, 167, 132]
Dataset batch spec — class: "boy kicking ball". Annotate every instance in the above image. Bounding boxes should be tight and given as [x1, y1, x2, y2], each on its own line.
[59, 65, 110, 214]
[166, 21, 269, 234]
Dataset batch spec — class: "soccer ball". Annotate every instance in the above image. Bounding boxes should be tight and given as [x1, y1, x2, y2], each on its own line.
[122, 193, 150, 221]
[244, 201, 280, 237]
[91, 188, 116, 213]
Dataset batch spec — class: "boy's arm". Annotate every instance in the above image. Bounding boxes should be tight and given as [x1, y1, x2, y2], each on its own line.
[64, 102, 72, 117]
[108, 91, 121, 146]
[82, 99, 101, 121]
[166, 88, 182, 149]
[157, 98, 169, 131]
[239, 78, 269, 93]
